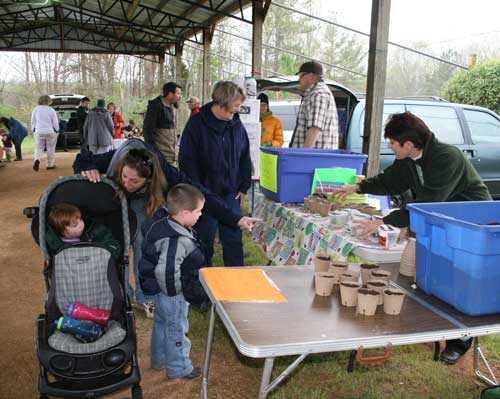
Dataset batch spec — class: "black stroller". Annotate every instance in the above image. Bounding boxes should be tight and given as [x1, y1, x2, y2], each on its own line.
[25, 175, 142, 399]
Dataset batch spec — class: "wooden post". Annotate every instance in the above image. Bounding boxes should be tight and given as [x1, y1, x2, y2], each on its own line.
[202, 27, 214, 104]
[252, 0, 271, 78]
[362, 0, 391, 177]
[158, 52, 165, 89]
[175, 42, 183, 84]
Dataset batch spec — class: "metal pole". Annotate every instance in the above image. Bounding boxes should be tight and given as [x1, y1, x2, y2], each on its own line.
[200, 303, 216, 399]
[258, 357, 275, 399]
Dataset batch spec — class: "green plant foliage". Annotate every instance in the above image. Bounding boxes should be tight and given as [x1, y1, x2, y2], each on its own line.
[443, 59, 500, 113]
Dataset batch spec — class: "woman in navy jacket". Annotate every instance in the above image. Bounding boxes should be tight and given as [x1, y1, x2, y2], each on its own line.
[178, 81, 252, 266]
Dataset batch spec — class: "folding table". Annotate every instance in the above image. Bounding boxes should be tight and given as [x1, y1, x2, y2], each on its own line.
[200, 264, 500, 399]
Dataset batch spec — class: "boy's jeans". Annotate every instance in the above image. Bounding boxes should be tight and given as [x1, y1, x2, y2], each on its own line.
[151, 292, 193, 378]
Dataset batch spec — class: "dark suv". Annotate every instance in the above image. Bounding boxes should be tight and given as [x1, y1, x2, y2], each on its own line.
[50, 94, 83, 147]
[258, 77, 500, 198]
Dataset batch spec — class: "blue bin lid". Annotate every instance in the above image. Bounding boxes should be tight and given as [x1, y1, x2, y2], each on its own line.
[260, 147, 367, 159]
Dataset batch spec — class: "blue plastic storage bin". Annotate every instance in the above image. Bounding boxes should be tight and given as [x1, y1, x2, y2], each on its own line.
[259, 147, 367, 203]
[408, 201, 500, 316]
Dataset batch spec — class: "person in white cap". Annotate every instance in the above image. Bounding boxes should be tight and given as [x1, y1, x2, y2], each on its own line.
[290, 60, 339, 149]
[186, 96, 200, 117]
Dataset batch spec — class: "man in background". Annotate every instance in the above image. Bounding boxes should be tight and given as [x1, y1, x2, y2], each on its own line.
[289, 61, 338, 149]
[143, 82, 182, 164]
[77, 96, 90, 150]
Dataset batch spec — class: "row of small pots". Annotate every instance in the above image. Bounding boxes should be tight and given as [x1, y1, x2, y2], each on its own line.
[314, 272, 405, 315]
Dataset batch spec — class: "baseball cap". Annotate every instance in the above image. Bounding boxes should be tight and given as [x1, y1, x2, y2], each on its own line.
[296, 61, 323, 76]
[97, 98, 105, 108]
[186, 96, 200, 104]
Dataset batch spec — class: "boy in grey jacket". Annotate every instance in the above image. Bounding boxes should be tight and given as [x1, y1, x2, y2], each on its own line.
[139, 183, 207, 380]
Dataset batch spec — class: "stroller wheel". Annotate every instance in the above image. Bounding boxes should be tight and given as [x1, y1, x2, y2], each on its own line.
[132, 383, 143, 399]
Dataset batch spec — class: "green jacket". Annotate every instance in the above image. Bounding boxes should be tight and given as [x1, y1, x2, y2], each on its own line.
[46, 222, 122, 260]
[358, 133, 491, 227]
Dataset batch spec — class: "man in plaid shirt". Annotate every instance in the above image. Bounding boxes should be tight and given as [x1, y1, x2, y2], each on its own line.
[290, 61, 339, 149]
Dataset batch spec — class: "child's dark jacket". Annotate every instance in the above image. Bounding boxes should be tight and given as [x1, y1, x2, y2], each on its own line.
[139, 207, 208, 307]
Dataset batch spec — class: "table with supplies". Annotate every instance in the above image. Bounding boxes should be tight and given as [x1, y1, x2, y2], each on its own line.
[251, 194, 406, 265]
[199, 265, 500, 399]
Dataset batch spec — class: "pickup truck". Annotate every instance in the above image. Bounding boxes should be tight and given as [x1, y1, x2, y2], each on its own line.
[258, 76, 500, 198]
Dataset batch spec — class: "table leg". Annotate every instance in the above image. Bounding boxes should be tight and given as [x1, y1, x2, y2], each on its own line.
[473, 337, 499, 386]
[200, 303, 216, 399]
[258, 357, 275, 399]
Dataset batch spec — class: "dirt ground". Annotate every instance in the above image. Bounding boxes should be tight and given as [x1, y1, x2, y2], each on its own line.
[0, 152, 261, 399]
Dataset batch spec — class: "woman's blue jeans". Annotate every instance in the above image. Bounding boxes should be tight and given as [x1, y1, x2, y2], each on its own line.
[150, 292, 193, 378]
[126, 197, 154, 305]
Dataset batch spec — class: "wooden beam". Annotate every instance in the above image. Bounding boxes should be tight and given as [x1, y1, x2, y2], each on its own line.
[159, 52, 165, 89]
[251, 0, 268, 78]
[202, 26, 214, 104]
[362, 0, 391, 177]
[175, 41, 183, 83]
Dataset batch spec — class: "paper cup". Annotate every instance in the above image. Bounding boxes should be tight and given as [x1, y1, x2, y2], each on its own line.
[340, 271, 359, 283]
[330, 262, 348, 284]
[314, 253, 331, 273]
[367, 279, 389, 305]
[360, 263, 379, 285]
[383, 288, 406, 315]
[317, 200, 332, 217]
[314, 272, 336, 296]
[357, 288, 379, 316]
[370, 269, 391, 283]
[340, 282, 361, 306]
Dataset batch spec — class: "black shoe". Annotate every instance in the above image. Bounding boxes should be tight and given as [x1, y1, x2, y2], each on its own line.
[14, 158, 22, 161]
[440, 340, 472, 365]
[33, 160, 40, 171]
[171, 367, 202, 380]
[46, 166, 57, 170]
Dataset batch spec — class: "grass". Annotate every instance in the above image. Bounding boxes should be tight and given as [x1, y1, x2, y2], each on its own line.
[193, 224, 500, 398]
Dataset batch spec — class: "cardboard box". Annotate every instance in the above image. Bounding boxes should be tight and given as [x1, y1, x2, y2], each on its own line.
[238, 99, 260, 124]
[244, 122, 262, 178]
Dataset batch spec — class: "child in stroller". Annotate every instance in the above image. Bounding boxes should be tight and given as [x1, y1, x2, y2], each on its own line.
[47, 202, 121, 260]
[26, 175, 142, 399]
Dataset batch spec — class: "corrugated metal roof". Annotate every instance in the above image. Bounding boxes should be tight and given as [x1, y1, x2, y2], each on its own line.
[0, 0, 253, 56]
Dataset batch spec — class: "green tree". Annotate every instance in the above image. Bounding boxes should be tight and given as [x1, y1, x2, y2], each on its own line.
[320, 13, 367, 92]
[443, 59, 500, 112]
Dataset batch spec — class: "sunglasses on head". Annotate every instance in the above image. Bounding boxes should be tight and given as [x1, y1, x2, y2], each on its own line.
[128, 148, 153, 172]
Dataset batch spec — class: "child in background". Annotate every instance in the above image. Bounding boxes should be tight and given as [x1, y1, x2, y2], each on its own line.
[139, 183, 209, 380]
[47, 202, 121, 260]
[0, 128, 13, 161]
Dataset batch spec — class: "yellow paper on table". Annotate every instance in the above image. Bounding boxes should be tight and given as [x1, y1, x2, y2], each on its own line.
[260, 151, 278, 193]
[200, 268, 287, 303]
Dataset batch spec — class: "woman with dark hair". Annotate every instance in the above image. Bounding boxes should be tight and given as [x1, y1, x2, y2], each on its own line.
[332, 111, 491, 366]
[73, 139, 259, 317]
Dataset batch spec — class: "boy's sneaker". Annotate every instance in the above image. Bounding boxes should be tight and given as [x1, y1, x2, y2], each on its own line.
[33, 160, 40, 171]
[171, 367, 202, 380]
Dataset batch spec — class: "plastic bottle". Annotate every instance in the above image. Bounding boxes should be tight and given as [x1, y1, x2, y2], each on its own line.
[64, 302, 111, 326]
[54, 316, 103, 342]
[244, 76, 257, 99]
